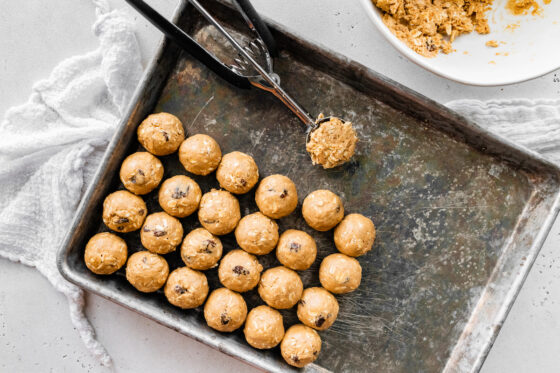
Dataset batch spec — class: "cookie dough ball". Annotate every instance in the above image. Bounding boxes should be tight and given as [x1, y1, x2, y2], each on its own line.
[258, 266, 303, 309]
[119, 152, 164, 195]
[181, 228, 223, 270]
[276, 229, 317, 271]
[140, 212, 184, 254]
[302, 189, 344, 231]
[102, 190, 147, 233]
[158, 175, 202, 218]
[255, 175, 298, 219]
[216, 151, 259, 194]
[204, 288, 247, 332]
[126, 251, 169, 293]
[164, 267, 209, 309]
[198, 189, 241, 235]
[297, 287, 339, 330]
[319, 253, 362, 294]
[235, 212, 279, 255]
[84, 232, 127, 275]
[137, 112, 185, 156]
[219, 250, 263, 293]
[178, 134, 222, 175]
[244, 305, 284, 349]
[280, 324, 322, 368]
[334, 213, 376, 257]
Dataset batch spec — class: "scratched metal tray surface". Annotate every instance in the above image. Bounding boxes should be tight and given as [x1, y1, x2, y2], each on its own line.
[57, 1, 560, 372]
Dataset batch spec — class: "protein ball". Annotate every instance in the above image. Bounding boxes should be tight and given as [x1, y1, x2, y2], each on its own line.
[119, 152, 164, 195]
[198, 189, 241, 235]
[181, 228, 223, 270]
[84, 232, 127, 275]
[102, 190, 147, 233]
[216, 151, 259, 194]
[258, 266, 303, 309]
[126, 251, 169, 293]
[319, 253, 361, 294]
[302, 189, 344, 231]
[218, 249, 263, 293]
[297, 287, 339, 330]
[255, 174, 298, 219]
[276, 229, 317, 271]
[280, 324, 322, 368]
[137, 112, 185, 156]
[204, 288, 247, 332]
[164, 267, 209, 309]
[244, 305, 285, 349]
[235, 212, 279, 255]
[158, 175, 202, 218]
[140, 212, 184, 254]
[306, 117, 357, 169]
[178, 134, 222, 176]
[334, 213, 376, 257]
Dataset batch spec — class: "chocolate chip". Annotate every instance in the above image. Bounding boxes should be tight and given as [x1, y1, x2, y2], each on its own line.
[201, 239, 216, 254]
[174, 285, 187, 294]
[280, 189, 288, 198]
[162, 131, 169, 141]
[153, 230, 166, 237]
[172, 187, 188, 199]
[291, 355, 300, 363]
[232, 265, 249, 275]
[299, 299, 306, 306]
[289, 242, 301, 252]
[130, 175, 136, 184]
[142, 256, 147, 263]
[203, 219, 216, 224]
[137, 169, 145, 176]
[220, 312, 230, 325]
[240, 178, 247, 187]
[315, 315, 326, 328]
[143, 226, 151, 232]
[116, 217, 129, 224]
[313, 350, 319, 356]
[336, 205, 341, 213]
[138, 209, 145, 215]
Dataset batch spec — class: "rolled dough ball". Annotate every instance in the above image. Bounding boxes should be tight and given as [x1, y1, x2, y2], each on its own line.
[297, 287, 339, 330]
[218, 249, 263, 293]
[198, 189, 241, 235]
[119, 152, 164, 195]
[178, 134, 222, 175]
[319, 253, 361, 294]
[258, 266, 303, 309]
[255, 175, 298, 219]
[302, 189, 344, 231]
[334, 213, 376, 257]
[102, 190, 147, 233]
[216, 151, 259, 194]
[137, 112, 185, 156]
[140, 212, 184, 254]
[276, 229, 317, 271]
[164, 267, 209, 309]
[84, 232, 127, 275]
[280, 324, 322, 368]
[235, 212, 279, 255]
[158, 175, 202, 218]
[244, 305, 284, 349]
[126, 251, 169, 293]
[204, 288, 247, 332]
[181, 228, 223, 270]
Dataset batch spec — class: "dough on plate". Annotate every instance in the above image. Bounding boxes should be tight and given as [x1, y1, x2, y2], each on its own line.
[334, 213, 375, 257]
[164, 267, 209, 309]
[216, 151, 259, 194]
[275, 229, 317, 271]
[84, 232, 127, 275]
[258, 266, 303, 309]
[140, 212, 184, 254]
[235, 212, 279, 255]
[119, 152, 164, 195]
[158, 175, 202, 218]
[280, 324, 322, 368]
[198, 189, 241, 235]
[178, 134, 222, 175]
[204, 288, 247, 332]
[137, 112, 185, 156]
[297, 287, 339, 330]
[181, 228, 223, 270]
[302, 189, 344, 231]
[319, 253, 361, 294]
[244, 305, 284, 349]
[102, 190, 147, 233]
[126, 251, 169, 293]
[218, 249, 263, 293]
[255, 174, 298, 219]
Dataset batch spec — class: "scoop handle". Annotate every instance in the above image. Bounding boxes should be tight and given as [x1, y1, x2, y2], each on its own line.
[233, 0, 278, 57]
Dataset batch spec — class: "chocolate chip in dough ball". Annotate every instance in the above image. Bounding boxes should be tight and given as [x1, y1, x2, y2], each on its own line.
[216, 151, 259, 194]
[334, 213, 376, 257]
[198, 189, 241, 235]
[258, 266, 303, 309]
[137, 112, 185, 156]
[181, 228, 223, 270]
[255, 175, 298, 219]
[102, 190, 147, 233]
[218, 249, 263, 293]
[119, 152, 164, 195]
[178, 134, 222, 176]
[204, 288, 247, 332]
[164, 267, 209, 309]
[84, 232, 127, 275]
[244, 305, 284, 349]
[319, 253, 361, 294]
[158, 175, 202, 218]
[126, 251, 169, 293]
[302, 189, 344, 231]
[280, 324, 322, 368]
[297, 287, 339, 330]
[235, 212, 279, 255]
[140, 212, 184, 254]
[276, 229, 317, 271]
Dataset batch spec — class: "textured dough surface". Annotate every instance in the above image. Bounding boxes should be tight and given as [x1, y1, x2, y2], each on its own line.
[204, 288, 247, 332]
[306, 117, 357, 169]
[235, 212, 279, 255]
[178, 134, 222, 175]
[126, 251, 169, 293]
[258, 266, 303, 309]
[102, 190, 147, 233]
[319, 253, 362, 294]
[302, 189, 344, 231]
[297, 287, 339, 330]
[255, 174, 298, 219]
[181, 228, 223, 270]
[334, 213, 376, 257]
[137, 112, 185, 156]
[276, 229, 317, 271]
[164, 267, 209, 309]
[216, 151, 259, 194]
[119, 152, 164, 195]
[84, 232, 127, 275]
[280, 324, 322, 368]
[219, 249, 263, 293]
[140, 212, 184, 254]
[244, 305, 285, 349]
[158, 175, 202, 218]
[198, 189, 241, 235]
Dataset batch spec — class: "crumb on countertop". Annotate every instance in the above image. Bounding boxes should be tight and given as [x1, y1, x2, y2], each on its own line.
[486, 40, 499, 48]
[506, 0, 542, 15]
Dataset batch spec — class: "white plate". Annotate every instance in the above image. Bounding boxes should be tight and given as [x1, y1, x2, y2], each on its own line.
[359, 0, 560, 86]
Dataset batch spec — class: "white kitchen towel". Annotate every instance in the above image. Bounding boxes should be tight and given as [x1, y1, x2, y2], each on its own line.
[0, 0, 142, 367]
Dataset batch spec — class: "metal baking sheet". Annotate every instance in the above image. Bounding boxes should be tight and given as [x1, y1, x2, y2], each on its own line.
[57, 1, 560, 372]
